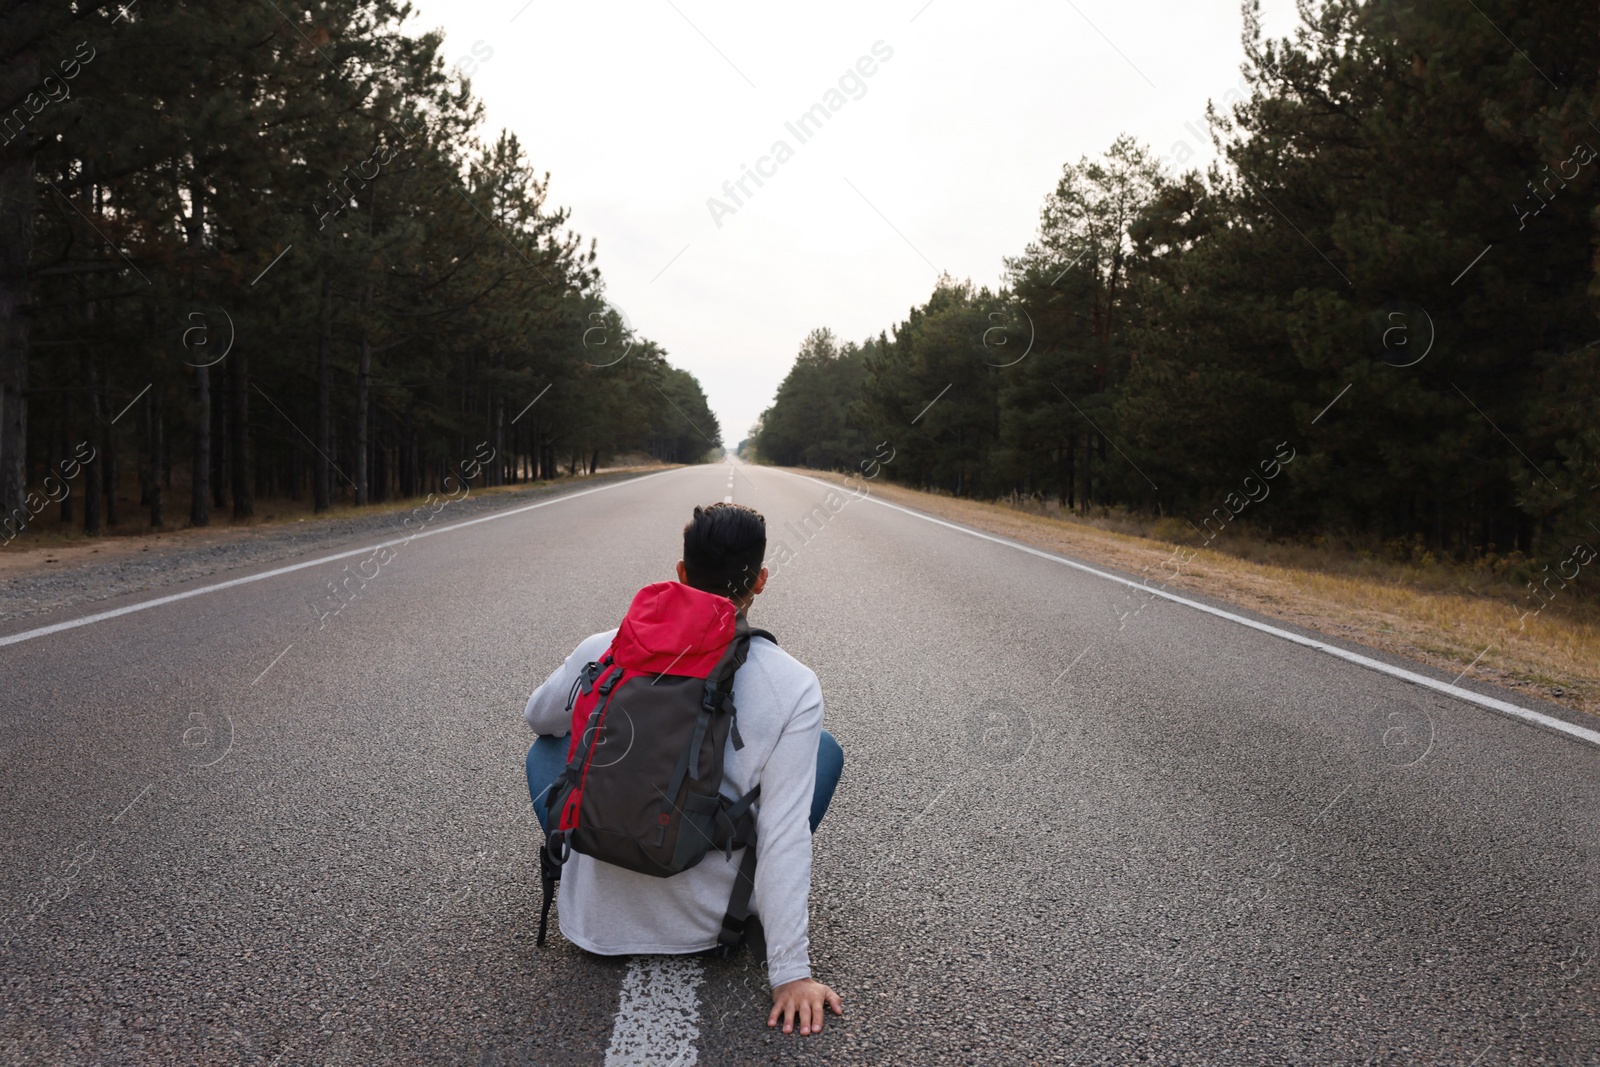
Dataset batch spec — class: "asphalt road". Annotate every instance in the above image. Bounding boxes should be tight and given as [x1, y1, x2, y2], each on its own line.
[2, 460, 1597, 1066]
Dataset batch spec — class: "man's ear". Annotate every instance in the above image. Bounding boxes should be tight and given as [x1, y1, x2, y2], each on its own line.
[676, 560, 688, 583]
[751, 565, 769, 597]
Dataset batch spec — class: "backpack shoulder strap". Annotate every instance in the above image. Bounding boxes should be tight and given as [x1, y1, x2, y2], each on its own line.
[711, 620, 772, 957]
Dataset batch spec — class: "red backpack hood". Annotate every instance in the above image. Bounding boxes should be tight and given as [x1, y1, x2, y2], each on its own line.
[611, 581, 738, 677]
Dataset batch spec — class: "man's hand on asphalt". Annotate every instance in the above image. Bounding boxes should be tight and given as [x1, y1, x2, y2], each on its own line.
[768, 977, 844, 1035]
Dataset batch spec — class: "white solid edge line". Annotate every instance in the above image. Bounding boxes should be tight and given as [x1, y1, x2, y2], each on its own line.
[778, 468, 1600, 750]
[0, 468, 686, 649]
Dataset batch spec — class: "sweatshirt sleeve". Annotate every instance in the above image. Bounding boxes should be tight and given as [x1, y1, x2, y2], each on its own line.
[524, 630, 616, 735]
[751, 669, 823, 988]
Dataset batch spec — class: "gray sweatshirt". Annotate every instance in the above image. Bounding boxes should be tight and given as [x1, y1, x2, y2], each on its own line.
[524, 627, 823, 988]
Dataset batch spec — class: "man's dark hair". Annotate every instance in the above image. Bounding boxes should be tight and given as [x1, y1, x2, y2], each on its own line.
[682, 502, 766, 602]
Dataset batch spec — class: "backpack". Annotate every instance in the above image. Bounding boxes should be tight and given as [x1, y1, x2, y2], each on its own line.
[536, 581, 775, 957]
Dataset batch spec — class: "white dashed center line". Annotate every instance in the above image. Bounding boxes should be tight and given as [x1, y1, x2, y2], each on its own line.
[605, 957, 705, 1066]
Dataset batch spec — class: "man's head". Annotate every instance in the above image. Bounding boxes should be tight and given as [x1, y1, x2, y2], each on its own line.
[677, 502, 768, 610]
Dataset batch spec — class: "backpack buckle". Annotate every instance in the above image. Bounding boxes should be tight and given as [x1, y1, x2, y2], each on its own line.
[717, 913, 746, 954]
[578, 661, 603, 695]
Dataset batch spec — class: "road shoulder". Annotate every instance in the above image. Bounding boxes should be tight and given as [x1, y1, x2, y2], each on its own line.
[787, 467, 1600, 722]
[0, 468, 674, 625]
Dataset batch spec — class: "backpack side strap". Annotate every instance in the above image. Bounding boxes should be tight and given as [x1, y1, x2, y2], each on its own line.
[718, 842, 760, 957]
[536, 840, 564, 946]
[715, 784, 760, 955]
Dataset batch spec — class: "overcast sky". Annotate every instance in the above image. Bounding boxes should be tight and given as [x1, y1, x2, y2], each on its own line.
[406, 0, 1301, 446]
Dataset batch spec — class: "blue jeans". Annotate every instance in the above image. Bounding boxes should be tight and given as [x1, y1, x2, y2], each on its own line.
[525, 729, 843, 835]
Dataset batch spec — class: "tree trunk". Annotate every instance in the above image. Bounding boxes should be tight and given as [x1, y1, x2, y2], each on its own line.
[181, 171, 209, 527]
[355, 303, 371, 506]
[58, 424, 72, 525]
[373, 426, 388, 504]
[103, 411, 118, 527]
[211, 371, 226, 510]
[492, 386, 505, 487]
[1080, 432, 1092, 510]
[0, 14, 38, 522]
[148, 392, 164, 527]
[191, 364, 211, 526]
[230, 349, 252, 518]
[399, 428, 414, 498]
[1064, 436, 1076, 510]
[315, 275, 332, 512]
[83, 356, 103, 536]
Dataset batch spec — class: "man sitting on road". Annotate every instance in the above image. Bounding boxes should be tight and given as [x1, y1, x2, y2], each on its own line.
[523, 502, 845, 1036]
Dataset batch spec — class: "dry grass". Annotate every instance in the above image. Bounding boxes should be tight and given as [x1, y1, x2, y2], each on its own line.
[794, 469, 1600, 719]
